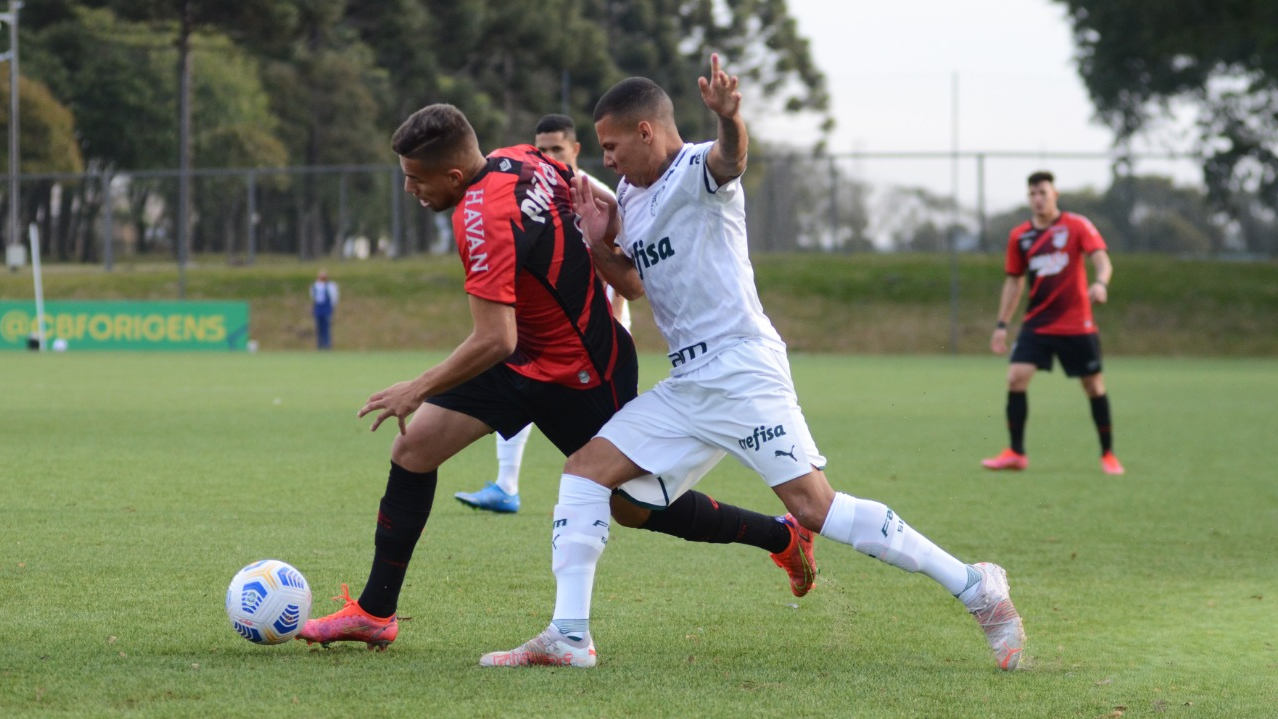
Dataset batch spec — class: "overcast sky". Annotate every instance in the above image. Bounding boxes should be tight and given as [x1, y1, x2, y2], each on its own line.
[754, 0, 1199, 211]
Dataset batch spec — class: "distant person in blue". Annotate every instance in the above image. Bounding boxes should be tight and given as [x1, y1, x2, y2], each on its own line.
[311, 269, 339, 350]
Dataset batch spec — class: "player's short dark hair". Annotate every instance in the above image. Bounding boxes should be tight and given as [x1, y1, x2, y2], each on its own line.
[534, 114, 576, 139]
[1028, 171, 1055, 186]
[593, 77, 675, 127]
[391, 104, 478, 167]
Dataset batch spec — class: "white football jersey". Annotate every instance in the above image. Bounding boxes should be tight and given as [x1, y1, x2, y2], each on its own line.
[616, 142, 783, 374]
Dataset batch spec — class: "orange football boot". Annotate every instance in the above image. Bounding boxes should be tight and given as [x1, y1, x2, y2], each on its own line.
[1100, 451, 1125, 475]
[770, 513, 818, 597]
[981, 449, 1029, 471]
[297, 584, 398, 651]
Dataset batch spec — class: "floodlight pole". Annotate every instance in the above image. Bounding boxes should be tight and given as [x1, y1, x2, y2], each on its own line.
[948, 71, 960, 356]
[0, 2, 21, 262]
[176, 3, 192, 299]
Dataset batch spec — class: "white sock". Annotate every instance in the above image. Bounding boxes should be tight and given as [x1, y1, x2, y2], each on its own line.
[819, 492, 972, 596]
[551, 474, 612, 638]
[494, 425, 532, 495]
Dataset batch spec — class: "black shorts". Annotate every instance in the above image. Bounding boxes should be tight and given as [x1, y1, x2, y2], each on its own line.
[1009, 330, 1103, 378]
[425, 338, 639, 457]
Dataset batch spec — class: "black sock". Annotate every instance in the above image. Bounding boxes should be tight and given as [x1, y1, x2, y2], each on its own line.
[638, 490, 791, 554]
[357, 462, 437, 618]
[1090, 394, 1113, 454]
[1007, 391, 1028, 455]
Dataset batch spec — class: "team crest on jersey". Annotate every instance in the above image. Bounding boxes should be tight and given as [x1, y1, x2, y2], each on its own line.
[1052, 227, 1069, 248]
[1020, 235, 1034, 251]
[649, 184, 668, 216]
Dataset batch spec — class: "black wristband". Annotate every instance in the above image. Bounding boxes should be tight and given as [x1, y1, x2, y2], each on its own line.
[996, 321, 1008, 330]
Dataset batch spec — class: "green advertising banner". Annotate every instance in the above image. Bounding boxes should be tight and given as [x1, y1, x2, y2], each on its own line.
[0, 301, 250, 351]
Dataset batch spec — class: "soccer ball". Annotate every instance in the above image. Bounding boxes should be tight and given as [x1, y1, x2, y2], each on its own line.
[225, 559, 312, 645]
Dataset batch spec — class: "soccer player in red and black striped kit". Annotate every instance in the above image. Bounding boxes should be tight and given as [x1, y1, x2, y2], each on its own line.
[298, 103, 817, 650]
[983, 171, 1125, 475]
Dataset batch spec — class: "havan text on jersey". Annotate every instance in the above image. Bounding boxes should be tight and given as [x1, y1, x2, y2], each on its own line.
[462, 188, 488, 272]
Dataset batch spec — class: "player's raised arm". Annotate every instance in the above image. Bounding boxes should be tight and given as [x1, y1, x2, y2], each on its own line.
[699, 53, 747, 186]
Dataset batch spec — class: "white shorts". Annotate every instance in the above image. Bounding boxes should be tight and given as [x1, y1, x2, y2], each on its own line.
[603, 339, 826, 509]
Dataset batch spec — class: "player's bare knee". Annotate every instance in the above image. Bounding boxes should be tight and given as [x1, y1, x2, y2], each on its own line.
[389, 437, 436, 474]
[563, 438, 610, 477]
[564, 438, 644, 489]
[1007, 367, 1034, 391]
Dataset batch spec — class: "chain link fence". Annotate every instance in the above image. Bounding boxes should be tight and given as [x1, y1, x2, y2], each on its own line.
[4, 150, 1268, 270]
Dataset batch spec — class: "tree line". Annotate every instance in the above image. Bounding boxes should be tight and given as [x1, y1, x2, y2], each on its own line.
[6, 1, 1276, 262]
[3, 0, 829, 262]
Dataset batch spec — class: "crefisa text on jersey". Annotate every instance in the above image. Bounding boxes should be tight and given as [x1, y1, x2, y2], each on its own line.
[629, 236, 675, 279]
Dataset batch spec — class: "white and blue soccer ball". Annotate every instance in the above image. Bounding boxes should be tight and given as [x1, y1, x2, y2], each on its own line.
[225, 559, 312, 645]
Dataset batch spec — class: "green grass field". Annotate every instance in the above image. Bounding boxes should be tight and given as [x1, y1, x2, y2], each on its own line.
[2, 352, 1275, 718]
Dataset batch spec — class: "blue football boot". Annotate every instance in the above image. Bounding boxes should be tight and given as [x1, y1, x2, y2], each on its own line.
[454, 482, 520, 514]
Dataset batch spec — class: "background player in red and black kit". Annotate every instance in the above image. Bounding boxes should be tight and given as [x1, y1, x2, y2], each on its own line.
[982, 171, 1125, 476]
[298, 103, 817, 650]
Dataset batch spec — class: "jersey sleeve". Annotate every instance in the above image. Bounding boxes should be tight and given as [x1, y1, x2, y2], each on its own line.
[1075, 214, 1107, 253]
[1004, 226, 1027, 276]
[693, 142, 743, 200]
[454, 181, 520, 305]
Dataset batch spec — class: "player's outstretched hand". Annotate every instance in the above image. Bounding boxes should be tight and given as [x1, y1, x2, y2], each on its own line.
[358, 380, 422, 435]
[698, 53, 741, 119]
[571, 175, 615, 251]
[990, 328, 1008, 355]
[1088, 282, 1109, 305]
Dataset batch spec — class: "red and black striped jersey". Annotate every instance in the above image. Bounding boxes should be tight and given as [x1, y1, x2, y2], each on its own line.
[1005, 211, 1107, 335]
[452, 144, 622, 389]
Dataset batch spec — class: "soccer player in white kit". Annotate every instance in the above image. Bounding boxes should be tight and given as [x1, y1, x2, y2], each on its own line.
[480, 55, 1026, 671]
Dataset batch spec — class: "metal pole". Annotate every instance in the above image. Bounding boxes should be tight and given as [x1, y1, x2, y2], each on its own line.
[176, 2, 192, 298]
[828, 155, 838, 250]
[4, 2, 20, 260]
[338, 171, 347, 258]
[390, 165, 401, 257]
[28, 223, 42, 350]
[246, 170, 256, 265]
[949, 71, 960, 355]
[976, 153, 987, 253]
[102, 171, 113, 271]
